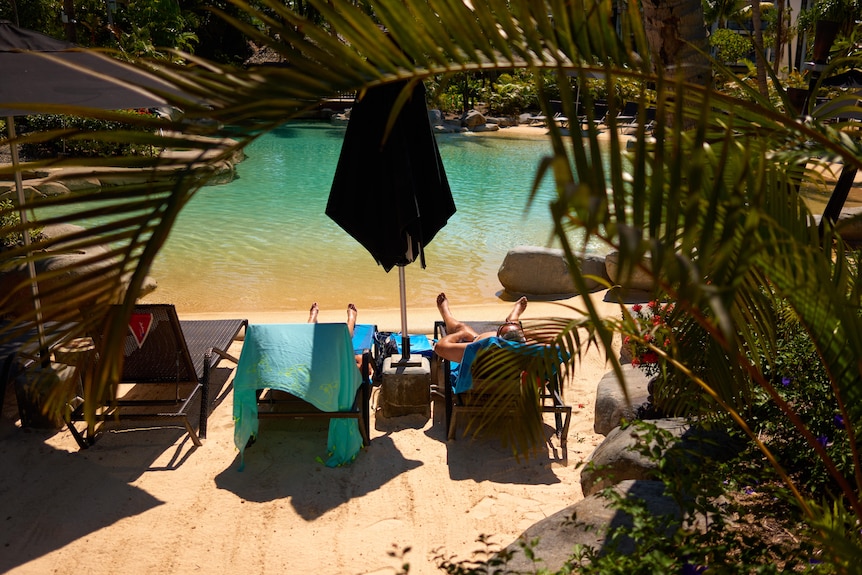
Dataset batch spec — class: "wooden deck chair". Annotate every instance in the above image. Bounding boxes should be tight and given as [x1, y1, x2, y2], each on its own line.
[431, 321, 572, 450]
[67, 304, 247, 449]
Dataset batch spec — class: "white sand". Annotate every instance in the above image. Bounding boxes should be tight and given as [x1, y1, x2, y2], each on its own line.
[0, 290, 623, 575]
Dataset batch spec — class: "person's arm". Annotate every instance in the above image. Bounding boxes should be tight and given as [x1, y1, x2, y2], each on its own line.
[434, 334, 470, 363]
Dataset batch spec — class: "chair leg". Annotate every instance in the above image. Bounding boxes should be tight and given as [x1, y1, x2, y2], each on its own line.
[558, 406, 572, 450]
[199, 352, 211, 440]
[65, 417, 90, 450]
[184, 418, 203, 447]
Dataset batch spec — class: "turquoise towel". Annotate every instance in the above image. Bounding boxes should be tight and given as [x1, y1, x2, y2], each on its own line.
[233, 323, 364, 468]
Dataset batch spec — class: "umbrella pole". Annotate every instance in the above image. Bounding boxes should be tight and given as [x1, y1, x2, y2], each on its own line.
[8, 116, 49, 367]
[398, 265, 411, 361]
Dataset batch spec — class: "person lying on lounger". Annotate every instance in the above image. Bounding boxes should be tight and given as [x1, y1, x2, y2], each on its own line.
[307, 302, 371, 375]
[433, 292, 528, 363]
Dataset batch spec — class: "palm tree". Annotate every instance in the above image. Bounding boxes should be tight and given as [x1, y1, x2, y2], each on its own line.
[2, 0, 861, 568]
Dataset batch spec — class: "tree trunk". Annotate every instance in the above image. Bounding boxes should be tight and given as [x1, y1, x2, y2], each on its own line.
[750, 0, 768, 96]
[772, 0, 785, 75]
[641, 0, 712, 126]
[63, 0, 77, 43]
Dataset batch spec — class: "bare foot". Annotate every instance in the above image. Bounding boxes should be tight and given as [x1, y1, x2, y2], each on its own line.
[436, 292, 450, 316]
[505, 296, 528, 322]
[308, 302, 319, 323]
[346, 303, 358, 336]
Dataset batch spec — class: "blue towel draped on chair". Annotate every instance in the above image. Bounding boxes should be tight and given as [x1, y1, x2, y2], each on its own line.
[450, 337, 564, 393]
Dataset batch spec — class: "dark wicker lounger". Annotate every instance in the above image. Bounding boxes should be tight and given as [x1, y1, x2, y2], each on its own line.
[67, 304, 247, 449]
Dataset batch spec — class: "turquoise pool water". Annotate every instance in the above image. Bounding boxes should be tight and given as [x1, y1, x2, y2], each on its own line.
[140, 122, 604, 314]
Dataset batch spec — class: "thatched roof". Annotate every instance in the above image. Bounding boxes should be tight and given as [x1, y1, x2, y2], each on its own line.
[243, 42, 288, 68]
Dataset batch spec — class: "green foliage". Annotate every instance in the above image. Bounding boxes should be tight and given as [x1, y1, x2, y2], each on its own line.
[434, 421, 819, 572]
[748, 287, 856, 495]
[0, 200, 43, 250]
[16, 111, 159, 159]
[0, 0, 201, 60]
[796, 0, 862, 50]
[483, 71, 539, 116]
[709, 28, 753, 63]
[114, 0, 199, 59]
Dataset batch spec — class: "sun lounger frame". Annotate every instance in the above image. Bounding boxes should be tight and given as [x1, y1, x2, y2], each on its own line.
[65, 304, 247, 449]
[432, 320, 571, 450]
[253, 349, 374, 447]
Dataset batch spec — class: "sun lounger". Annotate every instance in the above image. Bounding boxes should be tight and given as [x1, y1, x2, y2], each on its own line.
[431, 321, 572, 450]
[65, 304, 247, 449]
[232, 322, 375, 468]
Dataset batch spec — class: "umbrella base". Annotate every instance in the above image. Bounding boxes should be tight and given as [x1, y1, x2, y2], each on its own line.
[379, 355, 430, 419]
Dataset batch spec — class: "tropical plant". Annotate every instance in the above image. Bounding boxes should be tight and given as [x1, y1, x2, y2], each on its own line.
[3, 0, 862, 570]
[709, 27, 754, 63]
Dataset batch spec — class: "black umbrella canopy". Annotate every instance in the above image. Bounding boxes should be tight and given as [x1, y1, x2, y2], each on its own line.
[326, 80, 456, 273]
[0, 19, 184, 115]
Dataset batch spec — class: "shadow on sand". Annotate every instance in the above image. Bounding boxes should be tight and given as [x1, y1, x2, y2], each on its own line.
[0, 364, 240, 573]
[213, 419, 422, 521]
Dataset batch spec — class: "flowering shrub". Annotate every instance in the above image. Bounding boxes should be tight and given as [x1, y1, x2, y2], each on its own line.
[625, 300, 676, 379]
[623, 298, 720, 417]
[753, 297, 851, 494]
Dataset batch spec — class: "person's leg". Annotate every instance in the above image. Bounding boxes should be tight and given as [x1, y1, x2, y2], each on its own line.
[505, 296, 528, 323]
[437, 292, 478, 338]
[345, 303, 369, 374]
[308, 302, 319, 323]
[346, 303, 357, 337]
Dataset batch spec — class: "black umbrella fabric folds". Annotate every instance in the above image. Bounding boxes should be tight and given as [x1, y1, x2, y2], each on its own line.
[327, 80, 455, 360]
[0, 20, 180, 116]
[327, 81, 455, 272]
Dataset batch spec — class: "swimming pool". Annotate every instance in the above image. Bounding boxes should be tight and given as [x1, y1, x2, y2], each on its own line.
[140, 122, 605, 314]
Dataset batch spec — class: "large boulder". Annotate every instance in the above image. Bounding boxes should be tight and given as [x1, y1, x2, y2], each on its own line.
[470, 122, 499, 132]
[583, 418, 744, 498]
[605, 250, 654, 292]
[0, 223, 157, 318]
[814, 206, 862, 243]
[428, 109, 444, 126]
[594, 364, 651, 435]
[497, 246, 608, 297]
[461, 109, 487, 128]
[581, 418, 691, 496]
[498, 480, 681, 571]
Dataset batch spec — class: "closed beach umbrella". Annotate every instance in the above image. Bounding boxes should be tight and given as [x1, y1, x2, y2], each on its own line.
[327, 80, 456, 360]
[0, 20, 189, 360]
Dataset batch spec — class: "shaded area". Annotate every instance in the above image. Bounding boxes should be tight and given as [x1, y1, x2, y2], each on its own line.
[214, 420, 422, 520]
[443, 424, 565, 485]
[0, 431, 163, 573]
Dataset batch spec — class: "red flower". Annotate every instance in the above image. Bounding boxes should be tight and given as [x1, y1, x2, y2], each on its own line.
[632, 304, 642, 313]
[641, 352, 659, 364]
